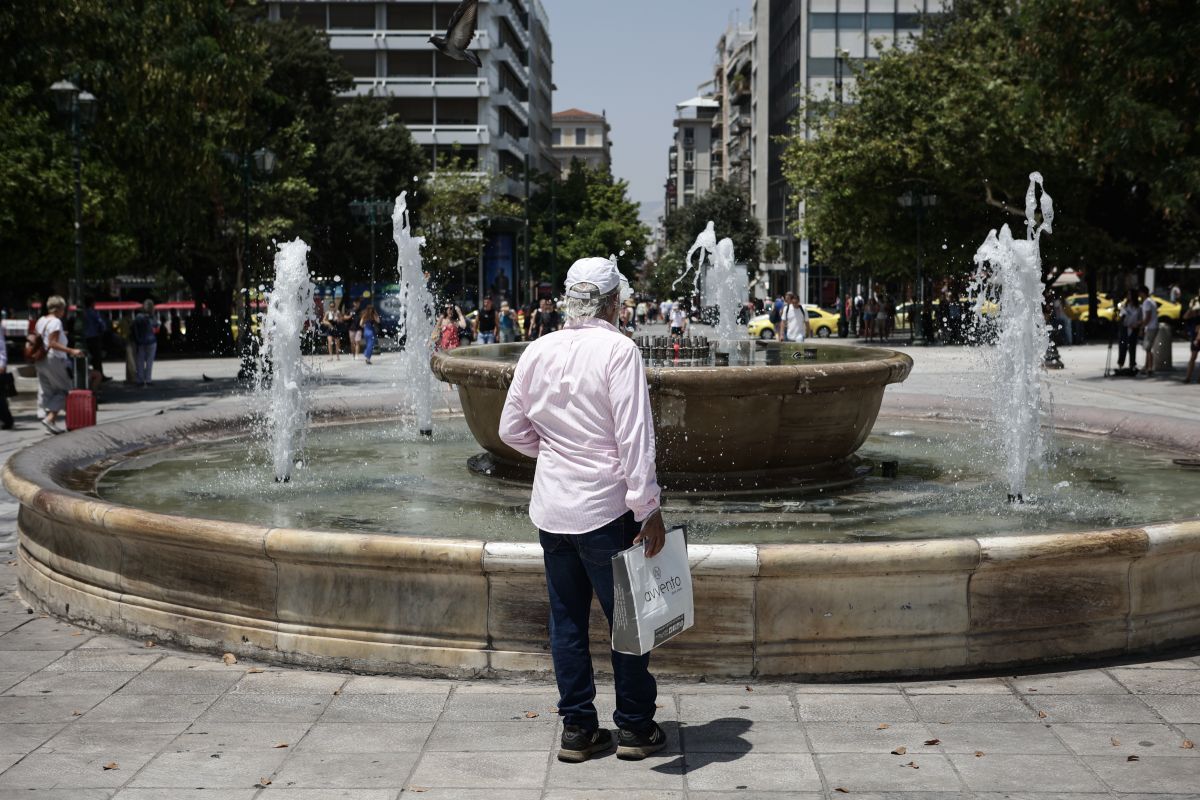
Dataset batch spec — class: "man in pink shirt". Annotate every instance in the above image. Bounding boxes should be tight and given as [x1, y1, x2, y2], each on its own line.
[500, 257, 669, 764]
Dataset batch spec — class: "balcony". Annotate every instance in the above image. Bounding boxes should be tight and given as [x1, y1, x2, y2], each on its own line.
[492, 86, 530, 126]
[405, 125, 490, 146]
[329, 30, 493, 51]
[347, 77, 489, 99]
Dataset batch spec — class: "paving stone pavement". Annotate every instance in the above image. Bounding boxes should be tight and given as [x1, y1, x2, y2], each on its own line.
[2, 348, 1200, 798]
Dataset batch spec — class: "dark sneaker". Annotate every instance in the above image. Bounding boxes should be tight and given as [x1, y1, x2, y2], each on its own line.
[616, 722, 667, 760]
[558, 725, 613, 763]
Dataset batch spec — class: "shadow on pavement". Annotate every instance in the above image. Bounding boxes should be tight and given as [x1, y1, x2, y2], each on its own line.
[653, 717, 754, 773]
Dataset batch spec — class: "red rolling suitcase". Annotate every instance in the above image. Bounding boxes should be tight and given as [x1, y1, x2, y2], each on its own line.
[66, 389, 97, 431]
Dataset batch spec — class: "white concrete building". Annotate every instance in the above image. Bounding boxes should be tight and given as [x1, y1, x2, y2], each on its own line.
[269, 0, 555, 200]
[664, 96, 720, 216]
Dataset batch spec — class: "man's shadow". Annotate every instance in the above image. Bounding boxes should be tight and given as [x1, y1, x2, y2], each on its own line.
[651, 717, 754, 774]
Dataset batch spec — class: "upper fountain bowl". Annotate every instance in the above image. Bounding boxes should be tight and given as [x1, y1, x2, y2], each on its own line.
[430, 340, 912, 490]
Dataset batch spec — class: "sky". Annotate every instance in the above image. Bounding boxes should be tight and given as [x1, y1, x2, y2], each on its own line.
[541, 0, 750, 224]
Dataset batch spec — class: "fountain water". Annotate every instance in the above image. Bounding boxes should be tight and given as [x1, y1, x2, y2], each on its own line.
[970, 172, 1054, 501]
[391, 191, 436, 436]
[675, 221, 748, 341]
[258, 238, 316, 482]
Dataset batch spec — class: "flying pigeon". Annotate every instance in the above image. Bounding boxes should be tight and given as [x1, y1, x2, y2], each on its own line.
[429, 0, 481, 68]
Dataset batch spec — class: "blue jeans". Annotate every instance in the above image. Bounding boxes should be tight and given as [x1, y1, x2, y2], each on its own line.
[540, 511, 657, 733]
[477, 331, 495, 344]
[363, 325, 376, 360]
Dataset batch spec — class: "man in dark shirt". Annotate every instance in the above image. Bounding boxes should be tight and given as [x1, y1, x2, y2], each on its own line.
[474, 297, 498, 344]
[532, 298, 560, 340]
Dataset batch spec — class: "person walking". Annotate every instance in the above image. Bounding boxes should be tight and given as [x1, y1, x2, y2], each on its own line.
[0, 330, 14, 430]
[346, 299, 363, 358]
[433, 303, 465, 351]
[474, 297, 498, 345]
[533, 298, 561, 339]
[781, 293, 812, 342]
[82, 297, 108, 380]
[360, 304, 381, 365]
[131, 300, 160, 387]
[1138, 286, 1159, 377]
[497, 300, 518, 343]
[323, 301, 343, 359]
[499, 257, 668, 764]
[33, 296, 81, 434]
[1117, 289, 1142, 373]
[668, 299, 687, 337]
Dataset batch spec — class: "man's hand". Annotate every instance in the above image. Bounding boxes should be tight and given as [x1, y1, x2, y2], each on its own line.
[633, 509, 667, 558]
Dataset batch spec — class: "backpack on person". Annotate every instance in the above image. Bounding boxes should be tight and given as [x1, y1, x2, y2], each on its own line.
[769, 303, 782, 325]
[24, 332, 47, 363]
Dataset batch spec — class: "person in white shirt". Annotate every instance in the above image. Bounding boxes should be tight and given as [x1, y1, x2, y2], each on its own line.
[34, 296, 83, 435]
[499, 257, 668, 764]
[780, 292, 811, 342]
[1139, 285, 1160, 376]
[1117, 288, 1142, 373]
[668, 300, 687, 336]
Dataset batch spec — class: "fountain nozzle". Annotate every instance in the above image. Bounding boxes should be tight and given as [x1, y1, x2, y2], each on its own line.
[1008, 493, 1024, 504]
[420, 429, 433, 438]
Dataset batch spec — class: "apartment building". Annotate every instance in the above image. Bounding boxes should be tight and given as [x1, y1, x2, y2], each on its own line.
[269, 0, 555, 201]
[551, 108, 611, 176]
[664, 96, 720, 217]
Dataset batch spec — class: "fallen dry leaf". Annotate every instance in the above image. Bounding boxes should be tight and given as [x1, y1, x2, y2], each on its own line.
[70, 631, 83, 637]
[246, 667, 264, 674]
[255, 777, 272, 787]
[902, 761, 920, 769]
[924, 739, 941, 746]
[891, 746, 907, 755]
[745, 685, 754, 692]
[974, 751, 985, 758]
[524, 711, 539, 719]
[876, 724, 890, 730]
[273, 743, 288, 749]
[143, 640, 156, 648]
[71, 710, 82, 717]
[1182, 740, 1195, 750]
[655, 703, 664, 709]
[408, 788, 429, 793]
[834, 788, 850, 794]
[332, 689, 341, 695]
[102, 762, 118, 771]
[1037, 710, 1048, 719]
[1127, 755, 1140, 762]
[1028, 688, 1038, 692]
[221, 653, 237, 665]
[1111, 737, 1121, 747]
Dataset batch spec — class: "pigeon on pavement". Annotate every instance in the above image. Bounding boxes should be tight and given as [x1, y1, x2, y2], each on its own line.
[429, 0, 481, 68]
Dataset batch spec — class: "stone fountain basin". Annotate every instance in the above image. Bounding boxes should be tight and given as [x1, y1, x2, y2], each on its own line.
[431, 341, 914, 489]
[4, 393, 1200, 680]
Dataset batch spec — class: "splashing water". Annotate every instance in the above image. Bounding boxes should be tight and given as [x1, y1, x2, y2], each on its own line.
[969, 172, 1054, 501]
[259, 238, 316, 482]
[392, 191, 436, 436]
[675, 221, 747, 340]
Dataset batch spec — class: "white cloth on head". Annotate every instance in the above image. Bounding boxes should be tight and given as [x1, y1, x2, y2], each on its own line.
[564, 257, 621, 299]
[499, 318, 662, 534]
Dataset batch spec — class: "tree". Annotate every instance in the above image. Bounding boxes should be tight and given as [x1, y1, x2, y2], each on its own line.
[781, 0, 1200, 298]
[414, 153, 521, 299]
[649, 181, 761, 299]
[527, 160, 650, 290]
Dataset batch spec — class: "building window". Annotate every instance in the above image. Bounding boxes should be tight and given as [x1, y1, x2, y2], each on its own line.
[279, 2, 327, 28]
[896, 13, 923, 29]
[388, 51, 434, 78]
[552, 128, 562, 146]
[436, 57, 478, 77]
[684, 171, 696, 190]
[435, 1, 467, 30]
[810, 12, 837, 29]
[575, 128, 586, 146]
[838, 13, 865, 29]
[336, 51, 376, 78]
[436, 98, 479, 125]
[328, 3, 375, 30]
[683, 128, 695, 145]
[867, 13, 893, 29]
[388, 3, 434, 30]
[684, 148, 694, 166]
[388, 98, 434, 125]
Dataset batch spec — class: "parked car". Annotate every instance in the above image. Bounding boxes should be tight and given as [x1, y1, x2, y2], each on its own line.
[747, 305, 840, 339]
[1087, 295, 1180, 324]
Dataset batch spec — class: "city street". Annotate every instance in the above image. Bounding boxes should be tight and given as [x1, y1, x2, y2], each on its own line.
[2, 339, 1199, 798]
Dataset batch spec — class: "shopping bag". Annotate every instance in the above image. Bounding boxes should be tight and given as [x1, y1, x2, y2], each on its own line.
[611, 527, 693, 656]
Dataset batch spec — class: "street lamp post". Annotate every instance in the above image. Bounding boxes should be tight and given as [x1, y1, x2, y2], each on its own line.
[350, 199, 394, 303]
[50, 79, 97, 342]
[898, 189, 938, 344]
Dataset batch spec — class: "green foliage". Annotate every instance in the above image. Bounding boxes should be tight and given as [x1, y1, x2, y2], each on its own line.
[649, 181, 761, 299]
[527, 160, 650, 290]
[781, 0, 1200, 286]
[414, 153, 521, 290]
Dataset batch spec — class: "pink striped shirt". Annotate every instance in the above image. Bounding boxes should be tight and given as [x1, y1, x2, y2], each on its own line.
[499, 318, 662, 534]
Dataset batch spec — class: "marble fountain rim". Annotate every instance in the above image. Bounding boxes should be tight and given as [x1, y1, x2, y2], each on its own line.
[5, 389, 1200, 680]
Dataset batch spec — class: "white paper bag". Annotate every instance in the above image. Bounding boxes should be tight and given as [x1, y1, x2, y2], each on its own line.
[611, 527, 694, 656]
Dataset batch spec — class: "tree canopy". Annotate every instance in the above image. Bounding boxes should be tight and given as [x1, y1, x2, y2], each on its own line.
[781, 0, 1200, 289]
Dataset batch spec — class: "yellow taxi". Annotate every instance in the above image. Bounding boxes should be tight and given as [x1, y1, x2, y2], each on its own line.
[1067, 293, 1113, 323]
[747, 305, 840, 339]
[1090, 295, 1180, 324]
